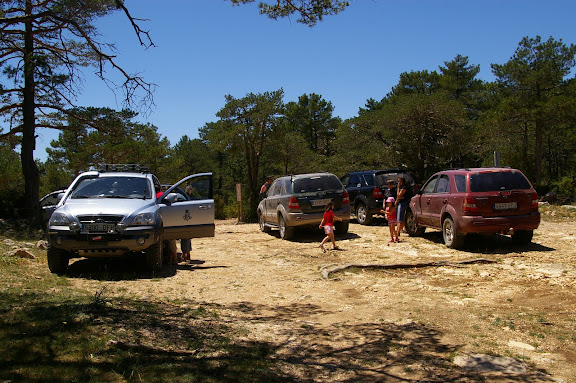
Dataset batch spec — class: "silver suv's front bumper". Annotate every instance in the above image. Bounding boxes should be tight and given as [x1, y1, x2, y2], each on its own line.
[47, 225, 160, 256]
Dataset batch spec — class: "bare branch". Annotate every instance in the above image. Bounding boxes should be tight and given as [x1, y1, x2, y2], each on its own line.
[113, 0, 155, 48]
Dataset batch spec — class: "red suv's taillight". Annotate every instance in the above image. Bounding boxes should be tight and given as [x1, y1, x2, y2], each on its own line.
[288, 196, 301, 211]
[342, 190, 349, 205]
[530, 192, 539, 212]
[463, 195, 479, 215]
[372, 187, 383, 199]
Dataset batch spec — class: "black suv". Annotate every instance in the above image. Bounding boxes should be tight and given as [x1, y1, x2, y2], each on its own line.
[341, 169, 417, 225]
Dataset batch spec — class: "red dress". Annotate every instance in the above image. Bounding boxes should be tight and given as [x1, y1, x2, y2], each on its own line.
[323, 209, 335, 226]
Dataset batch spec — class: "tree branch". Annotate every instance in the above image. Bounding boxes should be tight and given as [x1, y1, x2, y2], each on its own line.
[320, 258, 497, 279]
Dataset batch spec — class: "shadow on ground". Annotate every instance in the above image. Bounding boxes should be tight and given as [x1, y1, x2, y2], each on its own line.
[415, 231, 555, 255]
[64, 255, 227, 281]
[0, 292, 556, 382]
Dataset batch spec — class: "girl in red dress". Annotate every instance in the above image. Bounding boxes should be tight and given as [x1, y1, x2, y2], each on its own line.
[319, 201, 342, 252]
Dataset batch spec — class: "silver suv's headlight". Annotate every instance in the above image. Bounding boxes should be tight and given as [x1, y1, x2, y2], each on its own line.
[49, 212, 70, 225]
[131, 212, 155, 226]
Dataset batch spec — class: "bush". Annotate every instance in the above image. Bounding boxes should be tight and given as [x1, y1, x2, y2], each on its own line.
[552, 176, 575, 202]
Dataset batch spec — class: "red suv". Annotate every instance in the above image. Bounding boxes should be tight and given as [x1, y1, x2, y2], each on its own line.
[405, 168, 540, 248]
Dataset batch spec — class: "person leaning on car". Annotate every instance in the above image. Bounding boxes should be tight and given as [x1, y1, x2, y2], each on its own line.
[395, 176, 413, 240]
[259, 176, 273, 199]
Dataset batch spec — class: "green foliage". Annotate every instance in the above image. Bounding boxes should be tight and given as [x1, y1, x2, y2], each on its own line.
[490, 36, 576, 185]
[552, 176, 575, 200]
[0, 142, 25, 219]
[46, 107, 171, 178]
[201, 90, 285, 221]
[228, 0, 349, 26]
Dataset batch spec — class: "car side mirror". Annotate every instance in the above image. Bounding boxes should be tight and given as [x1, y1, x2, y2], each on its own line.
[164, 193, 178, 204]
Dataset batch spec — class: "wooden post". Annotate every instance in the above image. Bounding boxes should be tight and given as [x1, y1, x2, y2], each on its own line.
[236, 183, 243, 223]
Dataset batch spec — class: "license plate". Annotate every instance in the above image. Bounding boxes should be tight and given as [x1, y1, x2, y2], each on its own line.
[311, 198, 332, 207]
[84, 223, 116, 233]
[493, 202, 517, 210]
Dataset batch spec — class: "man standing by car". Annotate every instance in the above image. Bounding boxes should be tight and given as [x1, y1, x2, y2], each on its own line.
[259, 176, 273, 199]
[395, 176, 413, 241]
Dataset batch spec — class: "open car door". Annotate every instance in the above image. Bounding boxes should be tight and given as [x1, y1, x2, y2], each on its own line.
[159, 173, 215, 240]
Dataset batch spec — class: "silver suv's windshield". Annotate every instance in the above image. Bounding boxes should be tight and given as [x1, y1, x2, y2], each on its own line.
[293, 175, 342, 193]
[69, 176, 151, 199]
[470, 171, 531, 192]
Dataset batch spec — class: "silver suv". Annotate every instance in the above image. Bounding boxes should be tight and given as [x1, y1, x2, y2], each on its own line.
[257, 173, 350, 239]
[46, 164, 214, 273]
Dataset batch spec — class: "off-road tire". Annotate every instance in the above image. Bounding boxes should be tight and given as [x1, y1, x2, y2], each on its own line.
[335, 221, 349, 235]
[356, 203, 372, 225]
[259, 212, 271, 233]
[405, 210, 425, 237]
[511, 230, 533, 245]
[145, 240, 163, 273]
[442, 217, 465, 249]
[279, 215, 294, 240]
[47, 245, 69, 274]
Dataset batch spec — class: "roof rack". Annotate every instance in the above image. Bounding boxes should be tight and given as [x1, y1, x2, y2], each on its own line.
[95, 164, 150, 173]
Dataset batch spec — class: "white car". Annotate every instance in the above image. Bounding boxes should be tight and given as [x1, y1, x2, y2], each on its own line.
[46, 164, 214, 273]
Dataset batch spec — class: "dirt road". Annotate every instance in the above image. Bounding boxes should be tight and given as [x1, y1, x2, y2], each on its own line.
[66, 216, 576, 382]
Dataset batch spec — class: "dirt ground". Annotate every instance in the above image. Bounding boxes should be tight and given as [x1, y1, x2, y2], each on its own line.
[65, 216, 576, 382]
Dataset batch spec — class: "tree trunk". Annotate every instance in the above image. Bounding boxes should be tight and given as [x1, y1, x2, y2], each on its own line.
[534, 119, 543, 184]
[21, 0, 41, 226]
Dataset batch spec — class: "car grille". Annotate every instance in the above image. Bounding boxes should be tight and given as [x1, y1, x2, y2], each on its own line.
[77, 215, 124, 224]
[77, 215, 124, 233]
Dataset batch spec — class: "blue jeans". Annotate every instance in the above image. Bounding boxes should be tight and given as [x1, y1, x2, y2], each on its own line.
[397, 201, 409, 222]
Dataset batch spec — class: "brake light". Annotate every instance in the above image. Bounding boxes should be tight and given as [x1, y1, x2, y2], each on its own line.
[343, 191, 349, 205]
[372, 187, 383, 199]
[288, 196, 301, 211]
[530, 192, 539, 211]
[463, 195, 479, 214]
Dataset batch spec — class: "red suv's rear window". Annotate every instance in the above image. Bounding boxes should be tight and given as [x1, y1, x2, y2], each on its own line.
[469, 171, 531, 192]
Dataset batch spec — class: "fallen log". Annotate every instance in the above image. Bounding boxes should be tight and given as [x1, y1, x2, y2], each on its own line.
[320, 258, 497, 279]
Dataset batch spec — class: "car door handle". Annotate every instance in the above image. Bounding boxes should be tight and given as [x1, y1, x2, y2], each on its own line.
[198, 205, 212, 210]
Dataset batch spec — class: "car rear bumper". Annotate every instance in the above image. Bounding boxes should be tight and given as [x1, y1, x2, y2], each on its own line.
[286, 207, 351, 227]
[458, 212, 541, 234]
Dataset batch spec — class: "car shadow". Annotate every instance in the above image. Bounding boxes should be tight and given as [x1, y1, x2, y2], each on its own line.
[418, 231, 555, 254]
[64, 255, 226, 280]
[264, 228, 361, 243]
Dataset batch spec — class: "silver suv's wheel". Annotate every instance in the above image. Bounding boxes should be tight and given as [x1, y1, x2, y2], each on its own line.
[442, 217, 465, 249]
[145, 240, 163, 272]
[259, 212, 271, 233]
[47, 246, 69, 274]
[356, 203, 372, 225]
[279, 215, 294, 240]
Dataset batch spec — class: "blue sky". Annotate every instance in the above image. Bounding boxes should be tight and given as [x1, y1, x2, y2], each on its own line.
[34, 0, 576, 160]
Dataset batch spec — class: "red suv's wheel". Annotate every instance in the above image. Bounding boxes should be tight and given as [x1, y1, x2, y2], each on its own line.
[405, 210, 425, 236]
[512, 230, 533, 245]
[442, 217, 465, 249]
